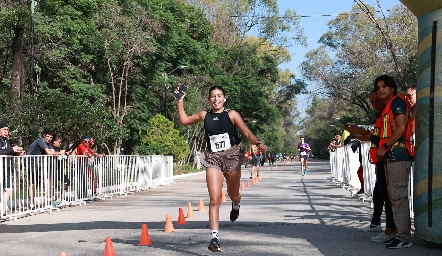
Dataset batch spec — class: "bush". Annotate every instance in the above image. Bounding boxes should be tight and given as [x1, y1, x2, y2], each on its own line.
[173, 162, 204, 175]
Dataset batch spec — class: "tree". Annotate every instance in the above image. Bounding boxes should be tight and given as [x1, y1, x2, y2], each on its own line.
[135, 114, 190, 161]
[0, 0, 31, 141]
[94, 1, 163, 155]
[301, 4, 417, 122]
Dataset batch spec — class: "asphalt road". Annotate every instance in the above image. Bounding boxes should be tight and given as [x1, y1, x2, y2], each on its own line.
[0, 160, 440, 256]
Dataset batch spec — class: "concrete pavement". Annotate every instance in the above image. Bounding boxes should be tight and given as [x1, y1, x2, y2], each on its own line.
[0, 160, 440, 255]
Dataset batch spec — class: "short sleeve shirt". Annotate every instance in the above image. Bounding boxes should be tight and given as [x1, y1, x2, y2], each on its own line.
[76, 143, 93, 156]
[298, 143, 310, 155]
[386, 97, 413, 161]
[27, 137, 50, 155]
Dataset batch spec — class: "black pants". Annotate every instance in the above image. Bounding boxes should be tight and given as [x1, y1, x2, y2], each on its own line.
[371, 162, 395, 228]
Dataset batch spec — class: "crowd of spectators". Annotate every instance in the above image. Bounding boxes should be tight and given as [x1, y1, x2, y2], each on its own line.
[0, 124, 104, 217]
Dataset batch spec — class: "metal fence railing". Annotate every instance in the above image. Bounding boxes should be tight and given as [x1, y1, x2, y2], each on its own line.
[329, 142, 414, 218]
[0, 155, 173, 222]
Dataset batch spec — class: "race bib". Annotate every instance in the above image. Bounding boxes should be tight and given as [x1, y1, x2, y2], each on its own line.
[209, 133, 231, 152]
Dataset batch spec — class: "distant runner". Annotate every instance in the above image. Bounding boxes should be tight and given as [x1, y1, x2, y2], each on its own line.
[297, 137, 311, 176]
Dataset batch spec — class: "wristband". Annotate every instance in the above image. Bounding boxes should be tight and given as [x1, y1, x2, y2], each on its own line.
[382, 143, 389, 149]
[256, 142, 261, 147]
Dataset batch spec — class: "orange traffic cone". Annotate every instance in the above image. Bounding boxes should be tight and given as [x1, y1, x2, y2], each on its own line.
[221, 191, 227, 203]
[198, 198, 205, 211]
[241, 181, 245, 190]
[164, 214, 175, 232]
[139, 223, 152, 246]
[258, 175, 261, 181]
[246, 180, 250, 187]
[104, 237, 116, 256]
[252, 177, 256, 185]
[271, 167, 273, 171]
[60, 252, 67, 256]
[177, 207, 187, 224]
[187, 202, 195, 218]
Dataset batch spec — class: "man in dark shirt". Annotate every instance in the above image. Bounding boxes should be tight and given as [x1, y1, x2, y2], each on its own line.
[26, 130, 65, 209]
[0, 122, 24, 217]
[48, 135, 70, 206]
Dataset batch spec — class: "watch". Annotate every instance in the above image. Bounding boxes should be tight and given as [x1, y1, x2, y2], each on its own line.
[382, 143, 389, 149]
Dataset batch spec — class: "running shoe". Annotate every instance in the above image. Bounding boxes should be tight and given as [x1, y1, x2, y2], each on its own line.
[361, 224, 382, 232]
[384, 237, 396, 245]
[51, 200, 61, 207]
[208, 237, 222, 252]
[356, 188, 365, 195]
[386, 238, 412, 249]
[371, 232, 395, 242]
[230, 202, 240, 222]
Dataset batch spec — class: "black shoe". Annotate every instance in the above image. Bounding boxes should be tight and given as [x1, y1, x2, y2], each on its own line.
[356, 188, 365, 195]
[230, 202, 240, 222]
[386, 238, 412, 248]
[208, 237, 222, 252]
[384, 237, 396, 245]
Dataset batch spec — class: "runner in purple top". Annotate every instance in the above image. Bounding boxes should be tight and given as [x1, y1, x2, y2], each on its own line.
[297, 137, 311, 176]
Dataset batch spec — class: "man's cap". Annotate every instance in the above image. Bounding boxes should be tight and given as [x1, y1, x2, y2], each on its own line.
[0, 122, 8, 129]
[81, 135, 90, 140]
[334, 131, 342, 136]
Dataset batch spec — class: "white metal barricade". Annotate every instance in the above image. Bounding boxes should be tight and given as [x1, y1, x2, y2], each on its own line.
[0, 154, 173, 222]
[328, 141, 414, 218]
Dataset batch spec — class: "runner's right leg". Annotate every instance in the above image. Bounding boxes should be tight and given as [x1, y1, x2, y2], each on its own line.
[300, 158, 305, 176]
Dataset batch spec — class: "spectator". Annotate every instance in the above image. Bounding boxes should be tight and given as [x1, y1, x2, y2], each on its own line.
[87, 137, 104, 195]
[362, 90, 396, 242]
[328, 131, 342, 151]
[27, 129, 65, 209]
[244, 151, 250, 168]
[260, 151, 265, 166]
[76, 136, 104, 199]
[48, 135, 71, 206]
[405, 84, 417, 132]
[375, 74, 414, 249]
[0, 122, 24, 217]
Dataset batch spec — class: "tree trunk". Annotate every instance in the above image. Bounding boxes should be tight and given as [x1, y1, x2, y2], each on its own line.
[11, 25, 25, 145]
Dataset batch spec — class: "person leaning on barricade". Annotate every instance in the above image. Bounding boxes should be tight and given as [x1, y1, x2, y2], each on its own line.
[87, 137, 105, 195]
[361, 90, 396, 243]
[76, 136, 105, 199]
[26, 129, 66, 210]
[0, 122, 25, 218]
[48, 135, 71, 207]
[327, 131, 342, 152]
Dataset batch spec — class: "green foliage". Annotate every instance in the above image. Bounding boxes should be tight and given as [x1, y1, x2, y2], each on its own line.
[300, 3, 418, 156]
[0, 0, 306, 160]
[173, 163, 202, 175]
[137, 114, 190, 161]
[0, 3, 31, 29]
